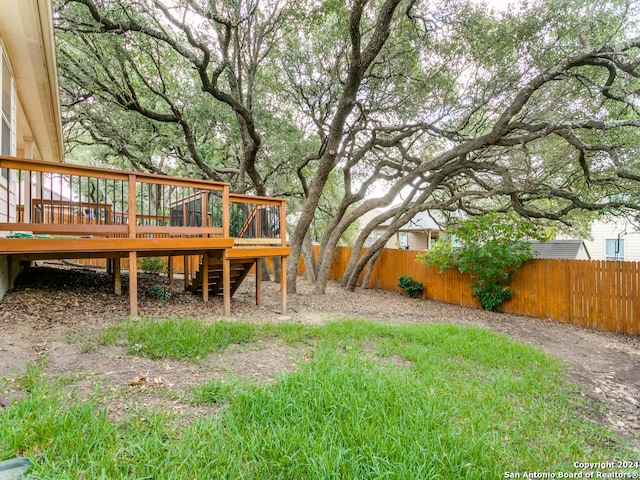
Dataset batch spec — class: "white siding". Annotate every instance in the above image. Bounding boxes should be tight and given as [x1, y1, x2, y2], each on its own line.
[0, 42, 19, 299]
[376, 229, 438, 250]
[584, 220, 640, 261]
[0, 43, 16, 224]
[408, 232, 427, 250]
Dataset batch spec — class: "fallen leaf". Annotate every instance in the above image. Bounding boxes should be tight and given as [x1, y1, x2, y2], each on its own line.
[128, 372, 148, 388]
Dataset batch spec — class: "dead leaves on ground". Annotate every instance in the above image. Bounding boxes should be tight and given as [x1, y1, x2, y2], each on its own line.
[128, 372, 164, 390]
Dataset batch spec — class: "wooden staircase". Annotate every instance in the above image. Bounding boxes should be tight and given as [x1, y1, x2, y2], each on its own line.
[188, 254, 255, 297]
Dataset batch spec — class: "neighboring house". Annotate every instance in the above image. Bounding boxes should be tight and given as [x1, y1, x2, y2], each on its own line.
[0, 0, 64, 297]
[583, 219, 640, 262]
[530, 240, 591, 260]
[364, 210, 442, 250]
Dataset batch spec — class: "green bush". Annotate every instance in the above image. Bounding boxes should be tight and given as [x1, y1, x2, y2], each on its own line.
[398, 275, 425, 298]
[147, 284, 171, 300]
[140, 256, 165, 274]
[417, 212, 545, 312]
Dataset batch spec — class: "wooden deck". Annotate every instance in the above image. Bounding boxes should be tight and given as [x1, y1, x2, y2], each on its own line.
[0, 156, 289, 316]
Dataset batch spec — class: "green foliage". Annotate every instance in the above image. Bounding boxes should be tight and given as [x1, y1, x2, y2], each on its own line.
[418, 212, 545, 312]
[140, 257, 166, 274]
[397, 275, 425, 299]
[189, 379, 235, 406]
[146, 284, 171, 300]
[100, 318, 260, 360]
[2, 321, 633, 478]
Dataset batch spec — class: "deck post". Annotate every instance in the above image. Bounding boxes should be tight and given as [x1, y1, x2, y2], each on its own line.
[127, 174, 138, 317]
[280, 256, 287, 315]
[222, 185, 230, 238]
[114, 257, 121, 295]
[127, 174, 137, 238]
[184, 255, 189, 290]
[168, 256, 174, 287]
[255, 258, 261, 306]
[129, 251, 138, 317]
[23, 171, 32, 223]
[202, 252, 209, 302]
[223, 252, 231, 316]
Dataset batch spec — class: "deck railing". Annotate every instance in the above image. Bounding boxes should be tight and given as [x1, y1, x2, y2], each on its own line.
[0, 156, 286, 243]
[229, 193, 287, 246]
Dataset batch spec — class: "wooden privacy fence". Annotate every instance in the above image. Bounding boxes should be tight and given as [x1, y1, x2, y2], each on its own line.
[303, 247, 639, 335]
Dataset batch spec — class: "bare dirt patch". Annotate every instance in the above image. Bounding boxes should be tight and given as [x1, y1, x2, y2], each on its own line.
[0, 262, 638, 447]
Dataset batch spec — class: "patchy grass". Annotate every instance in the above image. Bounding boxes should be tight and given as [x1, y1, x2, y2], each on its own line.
[98, 317, 262, 360]
[1, 319, 636, 479]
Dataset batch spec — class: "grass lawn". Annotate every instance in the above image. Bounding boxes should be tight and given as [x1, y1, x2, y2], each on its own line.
[1, 318, 636, 479]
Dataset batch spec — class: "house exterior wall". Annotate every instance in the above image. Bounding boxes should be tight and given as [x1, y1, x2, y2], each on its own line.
[1, 40, 16, 216]
[584, 220, 640, 261]
[575, 245, 590, 260]
[0, 0, 64, 300]
[0, 41, 19, 295]
[407, 231, 439, 250]
[367, 228, 437, 250]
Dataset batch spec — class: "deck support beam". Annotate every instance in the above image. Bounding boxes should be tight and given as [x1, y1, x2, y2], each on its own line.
[223, 253, 231, 316]
[255, 258, 261, 306]
[113, 257, 121, 295]
[184, 255, 189, 290]
[202, 252, 209, 302]
[168, 256, 174, 287]
[280, 256, 287, 315]
[129, 251, 138, 317]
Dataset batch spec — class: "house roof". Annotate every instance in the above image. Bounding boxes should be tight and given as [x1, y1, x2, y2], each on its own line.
[379, 210, 441, 231]
[530, 240, 590, 259]
[1, 0, 63, 162]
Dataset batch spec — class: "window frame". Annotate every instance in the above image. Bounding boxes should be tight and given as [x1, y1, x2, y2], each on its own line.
[398, 232, 408, 249]
[605, 238, 624, 261]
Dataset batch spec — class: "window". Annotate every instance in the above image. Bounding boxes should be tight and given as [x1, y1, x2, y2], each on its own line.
[606, 239, 624, 261]
[365, 233, 380, 247]
[399, 232, 408, 249]
[451, 234, 462, 250]
[1, 49, 15, 178]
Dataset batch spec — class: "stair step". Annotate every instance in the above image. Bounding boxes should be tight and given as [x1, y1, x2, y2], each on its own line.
[189, 257, 255, 296]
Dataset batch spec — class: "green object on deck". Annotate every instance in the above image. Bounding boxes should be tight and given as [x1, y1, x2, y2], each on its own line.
[7, 233, 83, 239]
[7, 232, 51, 239]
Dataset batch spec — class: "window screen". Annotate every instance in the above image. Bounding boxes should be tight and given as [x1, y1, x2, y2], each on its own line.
[605, 239, 624, 261]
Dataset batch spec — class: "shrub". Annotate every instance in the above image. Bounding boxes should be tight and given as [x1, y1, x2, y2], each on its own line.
[140, 256, 165, 274]
[398, 275, 425, 298]
[417, 212, 545, 312]
[147, 284, 171, 300]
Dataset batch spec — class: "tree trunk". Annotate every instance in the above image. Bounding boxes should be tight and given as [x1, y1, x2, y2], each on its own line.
[340, 209, 399, 287]
[314, 232, 349, 294]
[260, 257, 270, 281]
[302, 230, 316, 283]
[286, 166, 331, 292]
[345, 205, 429, 291]
[272, 257, 282, 284]
[345, 232, 394, 291]
[361, 247, 383, 289]
[286, 0, 404, 293]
